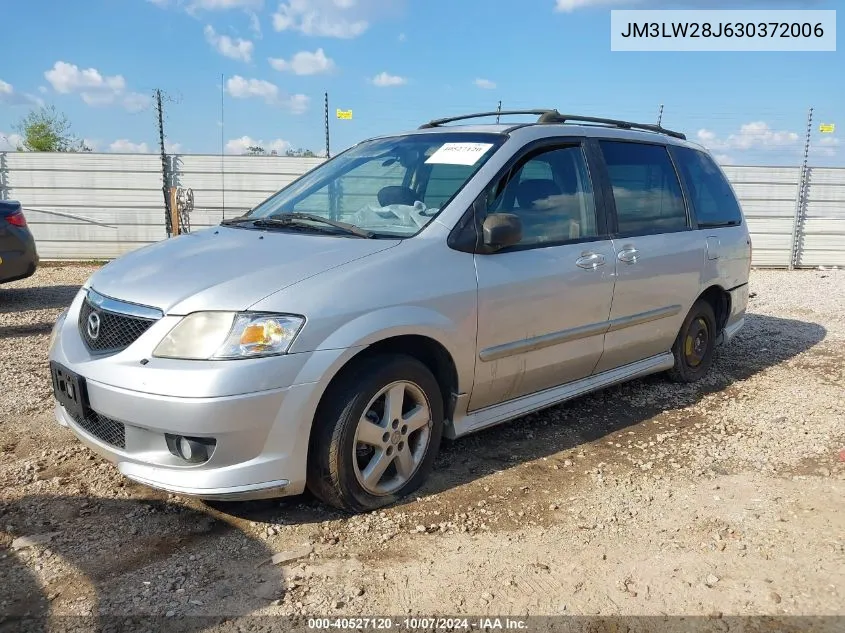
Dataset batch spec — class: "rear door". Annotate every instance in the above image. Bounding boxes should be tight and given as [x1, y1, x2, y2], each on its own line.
[669, 145, 752, 290]
[591, 139, 705, 374]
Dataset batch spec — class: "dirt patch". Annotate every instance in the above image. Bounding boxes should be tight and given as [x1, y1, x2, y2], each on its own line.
[0, 266, 843, 625]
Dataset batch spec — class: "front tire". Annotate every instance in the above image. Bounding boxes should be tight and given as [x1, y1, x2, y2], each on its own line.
[668, 299, 717, 383]
[306, 354, 444, 513]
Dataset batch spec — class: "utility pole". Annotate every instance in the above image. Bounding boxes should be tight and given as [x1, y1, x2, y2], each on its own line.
[221, 73, 226, 220]
[324, 92, 331, 159]
[325, 92, 339, 221]
[657, 104, 664, 127]
[789, 106, 814, 270]
[155, 89, 173, 238]
[496, 100, 502, 124]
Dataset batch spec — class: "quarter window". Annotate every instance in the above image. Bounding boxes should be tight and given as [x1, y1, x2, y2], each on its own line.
[486, 145, 598, 246]
[599, 141, 687, 235]
[672, 146, 743, 228]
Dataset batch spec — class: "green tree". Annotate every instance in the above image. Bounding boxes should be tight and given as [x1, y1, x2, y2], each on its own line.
[246, 145, 266, 155]
[13, 106, 91, 152]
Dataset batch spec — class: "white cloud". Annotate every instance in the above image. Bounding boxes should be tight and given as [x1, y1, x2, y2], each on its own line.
[226, 75, 279, 101]
[44, 61, 147, 111]
[273, 0, 368, 38]
[371, 71, 406, 87]
[556, 0, 824, 10]
[165, 140, 183, 153]
[190, 0, 263, 8]
[269, 48, 335, 75]
[225, 135, 291, 154]
[0, 132, 25, 151]
[0, 79, 42, 106]
[45, 61, 125, 93]
[248, 10, 262, 36]
[397, 32, 406, 42]
[555, 0, 625, 10]
[813, 135, 840, 158]
[286, 94, 310, 114]
[109, 139, 151, 153]
[714, 154, 735, 165]
[204, 25, 254, 62]
[123, 92, 152, 112]
[697, 122, 801, 152]
[225, 75, 310, 112]
[474, 78, 496, 90]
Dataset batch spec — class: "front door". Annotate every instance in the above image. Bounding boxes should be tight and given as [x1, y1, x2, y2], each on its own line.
[592, 139, 705, 374]
[470, 141, 616, 411]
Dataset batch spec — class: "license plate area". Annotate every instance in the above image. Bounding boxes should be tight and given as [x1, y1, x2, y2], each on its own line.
[50, 361, 89, 421]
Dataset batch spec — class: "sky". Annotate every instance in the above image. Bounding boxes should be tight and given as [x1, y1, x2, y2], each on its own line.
[0, 0, 841, 166]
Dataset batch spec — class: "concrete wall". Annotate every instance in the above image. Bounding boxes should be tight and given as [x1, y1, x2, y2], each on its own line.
[1, 152, 842, 267]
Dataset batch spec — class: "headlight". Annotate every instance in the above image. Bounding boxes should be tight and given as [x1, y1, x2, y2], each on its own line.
[48, 308, 69, 352]
[153, 312, 304, 360]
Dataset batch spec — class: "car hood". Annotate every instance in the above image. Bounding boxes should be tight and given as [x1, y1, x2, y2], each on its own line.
[88, 226, 399, 314]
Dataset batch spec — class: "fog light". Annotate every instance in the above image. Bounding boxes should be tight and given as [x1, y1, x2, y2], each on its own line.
[166, 434, 215, 464]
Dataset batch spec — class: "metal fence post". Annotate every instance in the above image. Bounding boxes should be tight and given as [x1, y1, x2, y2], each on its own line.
[788, 107, 813, 270]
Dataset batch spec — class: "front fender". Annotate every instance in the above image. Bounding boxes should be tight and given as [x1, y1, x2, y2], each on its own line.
[289, 305, 473, 395]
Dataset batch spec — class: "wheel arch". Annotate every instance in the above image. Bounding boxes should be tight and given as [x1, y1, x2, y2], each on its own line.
[697, 284, 731, 333]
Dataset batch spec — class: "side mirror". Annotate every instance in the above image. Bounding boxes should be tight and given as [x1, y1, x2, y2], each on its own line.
[482, 213, 522, 250]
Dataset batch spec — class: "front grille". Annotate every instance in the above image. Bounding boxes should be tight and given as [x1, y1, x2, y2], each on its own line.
[74, 410, 126, 449]
[78, 296, 157, 354]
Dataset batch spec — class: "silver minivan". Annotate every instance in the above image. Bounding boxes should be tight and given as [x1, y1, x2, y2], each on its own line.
[48, 111, 751, 512]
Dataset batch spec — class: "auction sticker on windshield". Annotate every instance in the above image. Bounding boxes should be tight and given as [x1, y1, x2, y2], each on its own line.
[426, 143, 494, 165]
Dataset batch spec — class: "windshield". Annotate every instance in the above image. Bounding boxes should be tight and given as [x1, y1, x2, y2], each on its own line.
[243, 132, 505, 237]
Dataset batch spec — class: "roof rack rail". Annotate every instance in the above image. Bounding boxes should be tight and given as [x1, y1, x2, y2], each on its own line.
[418, 109, 556, 129]
[417, 109, 686, 140]
[536, 111, 687, 140]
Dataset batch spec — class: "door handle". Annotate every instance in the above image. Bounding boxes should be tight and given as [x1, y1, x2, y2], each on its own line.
[575, 252, 606, 270]
[617, 246, 639, 264]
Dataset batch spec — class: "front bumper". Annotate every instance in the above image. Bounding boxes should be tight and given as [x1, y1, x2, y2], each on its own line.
[53, 380, 315, 501]
[49, 290, 361, 501]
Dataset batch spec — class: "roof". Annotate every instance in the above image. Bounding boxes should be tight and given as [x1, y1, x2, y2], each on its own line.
[366, 110, 706, 151]
[385, 122, 706, 151]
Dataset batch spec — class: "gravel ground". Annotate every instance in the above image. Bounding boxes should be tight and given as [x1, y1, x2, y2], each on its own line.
[1, 265, 843, 630]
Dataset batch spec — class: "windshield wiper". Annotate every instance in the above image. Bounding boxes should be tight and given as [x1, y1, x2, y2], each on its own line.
[254, 213, 374, 238]
[220, 215, 253, 225]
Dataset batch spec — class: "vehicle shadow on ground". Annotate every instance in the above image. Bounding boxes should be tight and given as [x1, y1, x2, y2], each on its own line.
[425, 312, 827, 499]
[0, 322, 54, 339]
[0, 285, 81, 314]
[218, 312, 827, 523]
[0, 494, 283, 631]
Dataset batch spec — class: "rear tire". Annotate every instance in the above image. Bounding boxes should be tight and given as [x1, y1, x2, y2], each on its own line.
[306, 354, 443, 513]
[668, 299, 717, 383]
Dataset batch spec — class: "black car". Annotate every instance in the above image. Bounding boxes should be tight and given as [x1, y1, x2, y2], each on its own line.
[0, 200, 39, 283]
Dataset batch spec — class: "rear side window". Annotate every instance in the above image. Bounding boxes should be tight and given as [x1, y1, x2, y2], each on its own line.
[672, 146, 743, 228]
[599, 141, 687, 235]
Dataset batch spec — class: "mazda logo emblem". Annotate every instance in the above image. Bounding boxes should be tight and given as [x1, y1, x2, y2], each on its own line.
[87, 311, 101, 340]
